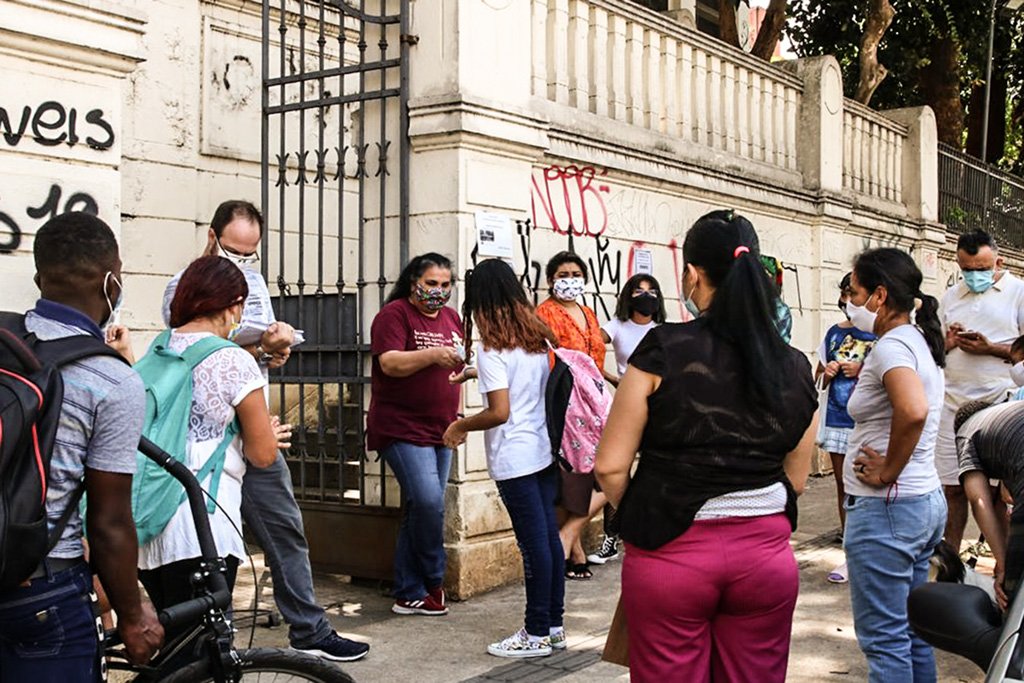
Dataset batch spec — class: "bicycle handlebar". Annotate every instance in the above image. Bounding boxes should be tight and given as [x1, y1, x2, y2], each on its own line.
[137, 436, 232, 628]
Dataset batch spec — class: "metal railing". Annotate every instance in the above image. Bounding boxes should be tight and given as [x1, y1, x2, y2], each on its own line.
[938, 143, 1024, 249]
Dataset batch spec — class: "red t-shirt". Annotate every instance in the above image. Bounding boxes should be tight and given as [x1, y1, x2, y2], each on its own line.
[365, 298, 464, 451]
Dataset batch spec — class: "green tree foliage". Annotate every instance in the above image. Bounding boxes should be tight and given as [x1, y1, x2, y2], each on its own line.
[788, 0, 1023, 172]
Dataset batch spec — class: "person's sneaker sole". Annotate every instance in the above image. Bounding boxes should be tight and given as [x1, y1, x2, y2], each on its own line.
[486, 645, 552, 658]
[291, 645, 370, 662]
[392, 603, 449, 616]
[550, 640, 568, 650]
[586, 552, 618, 565]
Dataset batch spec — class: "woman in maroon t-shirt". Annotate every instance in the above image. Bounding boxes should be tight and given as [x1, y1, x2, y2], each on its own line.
[367, 252, 464, 616]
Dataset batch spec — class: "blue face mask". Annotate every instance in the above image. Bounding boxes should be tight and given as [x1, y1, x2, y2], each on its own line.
[963, 270, 995, 294]
[684, 296, 701, 319]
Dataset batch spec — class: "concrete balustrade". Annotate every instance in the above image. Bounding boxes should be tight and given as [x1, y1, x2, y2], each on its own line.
[532, 0, 801, 172]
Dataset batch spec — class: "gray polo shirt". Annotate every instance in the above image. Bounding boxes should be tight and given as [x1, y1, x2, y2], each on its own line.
[25, 311, 145, 559]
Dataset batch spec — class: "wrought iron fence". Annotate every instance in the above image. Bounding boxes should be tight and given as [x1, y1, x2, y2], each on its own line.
[938, 142, 1024, 250]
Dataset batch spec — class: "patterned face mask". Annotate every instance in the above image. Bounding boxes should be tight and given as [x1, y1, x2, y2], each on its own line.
[553, 277, 585, 302]
[415, 283, 451, 311]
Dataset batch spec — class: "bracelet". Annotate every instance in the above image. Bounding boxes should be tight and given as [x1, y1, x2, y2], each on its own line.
[255, 344, 274, 365]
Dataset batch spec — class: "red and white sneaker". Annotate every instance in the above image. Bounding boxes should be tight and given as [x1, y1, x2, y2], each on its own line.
[428, 585, 446, 610]
[392, 594, 449, 616]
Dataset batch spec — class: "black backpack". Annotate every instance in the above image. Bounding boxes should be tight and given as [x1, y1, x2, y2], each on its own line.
[0, 312, 127, 589]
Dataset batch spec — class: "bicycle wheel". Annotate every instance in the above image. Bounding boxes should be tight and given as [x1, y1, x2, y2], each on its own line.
[157, 647, 356, 683]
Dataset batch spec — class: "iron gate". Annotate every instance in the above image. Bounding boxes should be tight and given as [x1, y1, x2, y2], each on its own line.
[260, 0, 409, 579]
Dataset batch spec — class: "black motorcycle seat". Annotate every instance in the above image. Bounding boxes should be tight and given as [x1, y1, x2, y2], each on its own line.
[908, 582, 1002, 671]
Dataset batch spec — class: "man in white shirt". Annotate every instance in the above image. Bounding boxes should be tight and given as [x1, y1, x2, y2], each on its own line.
[938, 230, 1024, 552]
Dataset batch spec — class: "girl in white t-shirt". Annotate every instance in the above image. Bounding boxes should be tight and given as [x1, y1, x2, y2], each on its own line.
[600, 274, 667, 384]
[443, 258, 563, 659]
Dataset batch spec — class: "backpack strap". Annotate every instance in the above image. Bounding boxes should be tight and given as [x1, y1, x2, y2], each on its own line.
[45, 485, 86, 554]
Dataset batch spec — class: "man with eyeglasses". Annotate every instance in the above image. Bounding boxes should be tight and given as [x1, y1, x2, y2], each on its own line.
[937, 229, 1024, 555]
[161, 200, 369, 662]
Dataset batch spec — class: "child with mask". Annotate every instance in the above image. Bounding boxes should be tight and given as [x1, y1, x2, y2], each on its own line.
[815, 272, 876, 584]
[536, 252, 608, 580]
[586, 275, 668, 566]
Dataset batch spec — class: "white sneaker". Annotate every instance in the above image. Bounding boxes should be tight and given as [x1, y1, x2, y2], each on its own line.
[549, 627, 568, 650]
[487, 627, 552, 658]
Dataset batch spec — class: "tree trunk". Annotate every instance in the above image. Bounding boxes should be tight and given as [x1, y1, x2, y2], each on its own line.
[918, 35, 965, 146]
[854, 0, 895, 105]
[965, 78, 1007, 163]
[718, 0, 741, 48]
[751, 0, 786, 61]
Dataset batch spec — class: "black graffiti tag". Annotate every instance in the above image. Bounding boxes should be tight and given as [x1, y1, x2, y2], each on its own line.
[0, 184, 100, 255]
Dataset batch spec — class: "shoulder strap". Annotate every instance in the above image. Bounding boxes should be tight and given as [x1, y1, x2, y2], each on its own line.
[36, 335, 128, 368]
[45, 484, 86, 553]
[180, 334, 236, 370]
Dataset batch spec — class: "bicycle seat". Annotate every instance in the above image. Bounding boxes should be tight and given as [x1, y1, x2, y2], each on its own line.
[908, 582, 1002, 671]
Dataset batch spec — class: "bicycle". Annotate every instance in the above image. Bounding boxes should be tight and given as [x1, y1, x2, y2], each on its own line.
[103, 436, 356, 683]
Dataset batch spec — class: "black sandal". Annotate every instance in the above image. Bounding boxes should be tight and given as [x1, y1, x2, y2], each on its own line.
[565, 561, 593, 580]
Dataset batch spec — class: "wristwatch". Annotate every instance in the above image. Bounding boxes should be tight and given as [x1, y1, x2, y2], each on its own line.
[255, 344, 275, 365]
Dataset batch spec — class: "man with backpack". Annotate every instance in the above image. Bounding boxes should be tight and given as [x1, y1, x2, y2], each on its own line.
[0, 212, 162, 678]
[161, 200, 369, 662]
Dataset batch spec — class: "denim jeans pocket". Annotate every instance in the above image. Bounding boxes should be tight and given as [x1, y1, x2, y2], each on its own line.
[885, 498, 931, 543]
[0, 604, 66, 658]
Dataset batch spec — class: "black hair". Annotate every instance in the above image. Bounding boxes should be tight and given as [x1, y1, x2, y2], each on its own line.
[955, 400, 993, 434]
[34, 212, 118, 281]
[837, 272, 853, 313]
[211, 200, 264, 238]
[545, 251, 589, 284]
[852, 248, 945, 367]
[614, 274, 667, 323]
[1011, 335, 1024, 358]
[387, 252, 454, 303]
[683, 209, 788, 403]
[957, 229, 997, 256]
[462, 259, 555, 363]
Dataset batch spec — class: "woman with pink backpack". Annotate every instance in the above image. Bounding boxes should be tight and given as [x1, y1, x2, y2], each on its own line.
[442, 258, 566, 658]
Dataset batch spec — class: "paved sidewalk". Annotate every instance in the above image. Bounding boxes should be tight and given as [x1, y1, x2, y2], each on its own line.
[231, 476, 985, 682]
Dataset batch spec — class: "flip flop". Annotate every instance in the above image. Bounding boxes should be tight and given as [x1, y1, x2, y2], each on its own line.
[565, 561, 593, 580]
[828, 562, 848, 584]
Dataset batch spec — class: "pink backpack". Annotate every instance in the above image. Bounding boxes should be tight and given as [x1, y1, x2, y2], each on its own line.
[545, 346, 612, 474]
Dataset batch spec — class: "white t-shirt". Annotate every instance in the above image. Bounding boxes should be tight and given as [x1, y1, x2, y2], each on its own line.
[941, 272, 1024, 406]
[138, 332, 267, 570]
[843, 324, 944, 497]
[602, 318, 657, 376]
[476, 346, 553, 481]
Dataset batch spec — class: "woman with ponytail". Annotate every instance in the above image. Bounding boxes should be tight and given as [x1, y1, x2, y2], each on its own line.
[842, 248, 947, 682]
[442, 259, 565, 658]
[595, 210, 818, 681]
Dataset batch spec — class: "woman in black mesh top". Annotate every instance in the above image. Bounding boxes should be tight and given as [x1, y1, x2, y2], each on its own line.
[595, 210, 818, 682]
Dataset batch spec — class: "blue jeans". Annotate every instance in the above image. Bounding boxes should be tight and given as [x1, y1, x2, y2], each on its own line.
[381, 442, 452, 601]
[241, 451, 332, 647]
[0, 561, 101, 682]
[496, 465, 565, 637]
[844, 488, 946, 683]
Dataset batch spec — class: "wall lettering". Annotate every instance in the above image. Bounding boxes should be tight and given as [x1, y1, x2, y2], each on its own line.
[531, 165, 609, 237]
[0, 103, 115, 150]
[0, 184, 100, 255]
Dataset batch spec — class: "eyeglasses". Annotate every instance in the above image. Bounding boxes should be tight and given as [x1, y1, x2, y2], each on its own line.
[632, 289, 658, 296]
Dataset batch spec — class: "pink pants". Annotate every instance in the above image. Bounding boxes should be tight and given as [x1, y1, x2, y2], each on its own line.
[622, 513, 798, 683]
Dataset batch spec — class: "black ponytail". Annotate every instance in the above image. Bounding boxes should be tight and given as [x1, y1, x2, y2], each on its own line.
[683, 210, 788, 404]
[386, 252, 453, 304]
[852, 248, 945, 368]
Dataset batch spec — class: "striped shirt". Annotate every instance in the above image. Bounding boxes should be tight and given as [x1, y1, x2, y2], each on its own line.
[956, 400, 1024, 500]
[25, 308, 145, 559]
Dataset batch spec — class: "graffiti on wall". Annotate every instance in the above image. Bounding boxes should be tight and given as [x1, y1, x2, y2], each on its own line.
[0, 103, 115, 150]
[0, 184, 100, 254]
[531, 165, 610, 237]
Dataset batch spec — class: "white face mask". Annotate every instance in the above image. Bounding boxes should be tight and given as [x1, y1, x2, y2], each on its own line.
[217, 238, 260, 270]
[846, 294, 878, 335]
[102, 271, 124, 330]
[553, 277, 585, 302]
[1011, 362, 1024, 387]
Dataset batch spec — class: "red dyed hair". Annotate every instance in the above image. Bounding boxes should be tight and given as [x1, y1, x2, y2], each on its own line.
[169, 255, 248, 327]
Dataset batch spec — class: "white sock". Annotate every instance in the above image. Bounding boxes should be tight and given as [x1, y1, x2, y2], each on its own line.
[550, 626, 564, 637]
[527, 633, 548, 644]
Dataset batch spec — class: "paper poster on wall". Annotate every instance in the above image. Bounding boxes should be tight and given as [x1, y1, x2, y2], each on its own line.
[475, 211, 514, 260]
[633, 248, 653, 275]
